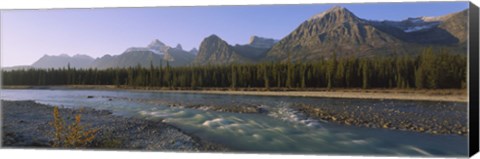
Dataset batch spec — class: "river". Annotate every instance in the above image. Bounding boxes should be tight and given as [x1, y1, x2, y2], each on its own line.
[0, 89, 468, 156]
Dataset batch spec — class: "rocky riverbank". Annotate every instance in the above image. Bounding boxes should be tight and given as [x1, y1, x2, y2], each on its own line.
[293, 103, 468, 135]
[1, 100, 226, 151]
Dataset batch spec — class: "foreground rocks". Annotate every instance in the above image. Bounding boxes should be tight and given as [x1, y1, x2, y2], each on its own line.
[1, 100, 226, 151]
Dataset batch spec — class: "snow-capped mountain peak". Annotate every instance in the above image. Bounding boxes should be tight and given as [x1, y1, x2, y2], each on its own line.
[402, 17, 441, 33]
[124, 39, 172, 55]
[248, 36, 279, 48]
[403, 24, 436, 33]
[124, 47, 162, 54]
[147, 39, 169, 52]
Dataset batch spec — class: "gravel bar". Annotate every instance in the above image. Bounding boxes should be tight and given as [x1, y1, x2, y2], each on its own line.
[1, 100, 227, 151]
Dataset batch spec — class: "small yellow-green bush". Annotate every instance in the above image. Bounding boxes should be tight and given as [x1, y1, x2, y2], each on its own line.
[51, 106, 99, 148]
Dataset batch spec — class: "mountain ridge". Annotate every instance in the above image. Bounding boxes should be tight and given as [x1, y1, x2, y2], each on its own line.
[8, 6, 468, 70]
[265, 6, 467, 62]
[91, 39, 195, 69]
[194, 35, 250, 65]
[31, 54, 95, 69]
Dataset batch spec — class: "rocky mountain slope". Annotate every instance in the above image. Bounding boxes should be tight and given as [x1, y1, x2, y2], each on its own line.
[194, 35, 279, 65]
[194, 35, 250, 65]
[266, 6, 467, 62]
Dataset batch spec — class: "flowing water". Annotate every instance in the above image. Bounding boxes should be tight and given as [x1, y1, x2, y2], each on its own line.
[0, 89, 468, 156]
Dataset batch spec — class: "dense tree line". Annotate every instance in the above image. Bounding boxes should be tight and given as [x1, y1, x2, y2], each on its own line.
[2, 49, 466, 89]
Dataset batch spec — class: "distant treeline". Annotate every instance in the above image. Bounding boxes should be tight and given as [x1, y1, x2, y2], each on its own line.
[2, 48, 466, 89]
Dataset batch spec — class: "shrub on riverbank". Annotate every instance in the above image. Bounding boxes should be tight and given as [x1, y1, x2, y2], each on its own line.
[51, 106, 99, 148]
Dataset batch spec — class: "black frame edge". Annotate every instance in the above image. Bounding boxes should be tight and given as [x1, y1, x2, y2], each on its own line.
[469, 1, 480, 157]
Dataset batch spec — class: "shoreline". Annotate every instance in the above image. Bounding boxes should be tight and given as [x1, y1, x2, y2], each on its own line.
[1, 100, 226, 151]
[149, 89, 467, 103]
[3, 85, 468, 102]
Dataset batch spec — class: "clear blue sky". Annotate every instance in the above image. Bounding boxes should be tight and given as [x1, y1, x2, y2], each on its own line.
[1, 1, 468, 67]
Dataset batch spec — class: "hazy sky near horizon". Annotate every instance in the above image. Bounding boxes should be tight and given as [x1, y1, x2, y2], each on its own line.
[1, 2, 468, 67]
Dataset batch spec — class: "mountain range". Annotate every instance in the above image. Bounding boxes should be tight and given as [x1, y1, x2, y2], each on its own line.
[266, 6, 467, 62]
[90, 40, 196, 69]
[193, 35, 277, 65]
[6, 6, 468, 70]
[31, 54, 95, 69]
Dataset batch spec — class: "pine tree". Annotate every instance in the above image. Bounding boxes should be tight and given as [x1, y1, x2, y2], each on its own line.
[231, 64, 237, 89]
[286, 52, 293, 88]
[191, 69, 197, 89]
[360, 59, 370, 89]
[262, 64, 269, 89]
[327, 52, 337, 89]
